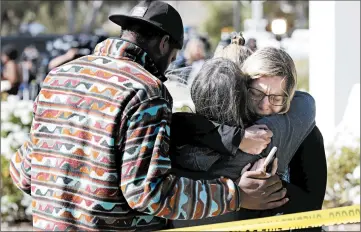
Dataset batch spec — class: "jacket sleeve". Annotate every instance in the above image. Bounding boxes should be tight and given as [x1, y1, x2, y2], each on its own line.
[120, 96, 242, 220]
[215, 124, 243, 156]
[9, 140, 33, 195]
[283, 126, 327, 212]
[253, 91, 316, 173]
[9, 97, 39, 195]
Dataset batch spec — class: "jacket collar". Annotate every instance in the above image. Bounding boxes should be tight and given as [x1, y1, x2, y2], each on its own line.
[93, 38, 167, 82]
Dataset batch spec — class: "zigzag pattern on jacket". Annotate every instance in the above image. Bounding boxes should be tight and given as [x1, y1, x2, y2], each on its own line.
[10, 38, 242, 231]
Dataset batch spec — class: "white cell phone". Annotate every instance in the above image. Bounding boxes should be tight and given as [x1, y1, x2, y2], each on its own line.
[262, 147, 277, 172]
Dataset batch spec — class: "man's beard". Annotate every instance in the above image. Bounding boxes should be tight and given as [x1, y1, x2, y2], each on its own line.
[154, 53, 171, 75]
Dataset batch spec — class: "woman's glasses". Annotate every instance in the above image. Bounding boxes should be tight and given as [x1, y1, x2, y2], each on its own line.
[248, 87, 287, 106]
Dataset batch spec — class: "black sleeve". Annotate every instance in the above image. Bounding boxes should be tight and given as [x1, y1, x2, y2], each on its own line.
[287, 126, 327, 210]
[214, 123, 243, 156]
[266, 126, 328, 215]
[171, 112, 242, 156]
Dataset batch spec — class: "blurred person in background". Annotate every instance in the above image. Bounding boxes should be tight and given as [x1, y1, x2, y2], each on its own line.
[198, 34, 212, 58]
[18, 45, 40, 100]
[167, 26, 191, 69]
[1, 44, 21, 95]
[183, 37, 206, 86]
[47, 34, 106, 70]
[21, 46, 40, 84]
[246, 38, 258, 52]
[47, 47, 80, 70]
[167, 34, 210, 72]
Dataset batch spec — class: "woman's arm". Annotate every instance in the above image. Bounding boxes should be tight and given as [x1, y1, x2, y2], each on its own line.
[254, 91, 316, 174]
[48, 48, 78, 70]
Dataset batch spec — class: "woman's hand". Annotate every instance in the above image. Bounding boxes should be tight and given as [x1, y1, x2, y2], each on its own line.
[239, 124, 273, 155]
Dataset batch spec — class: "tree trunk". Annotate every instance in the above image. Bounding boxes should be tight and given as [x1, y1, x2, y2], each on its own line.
[65, 0, 76, 33]
[233, 1, 241, 32]
[82, 0, 104, 34]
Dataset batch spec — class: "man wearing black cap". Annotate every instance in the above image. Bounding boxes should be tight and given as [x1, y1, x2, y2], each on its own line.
[109, 0, 184, 77]
[10, 1, 286, 231]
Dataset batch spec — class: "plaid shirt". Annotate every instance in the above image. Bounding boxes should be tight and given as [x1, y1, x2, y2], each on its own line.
[10, 38, 242, 231]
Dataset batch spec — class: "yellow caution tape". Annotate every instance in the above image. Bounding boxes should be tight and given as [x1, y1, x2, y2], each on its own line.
[165, 205, 360, 231]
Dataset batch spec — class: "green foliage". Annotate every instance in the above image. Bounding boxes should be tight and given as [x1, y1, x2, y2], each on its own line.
[1, 157, 29, 222]
[201, 2, 249, 51]
[1, 0, 135, 35]
[324, 142, 360, 208]
[294, 58, 309, 91]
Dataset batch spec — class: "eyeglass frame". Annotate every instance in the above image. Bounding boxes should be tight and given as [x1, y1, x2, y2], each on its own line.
[247, 87, 288, 106]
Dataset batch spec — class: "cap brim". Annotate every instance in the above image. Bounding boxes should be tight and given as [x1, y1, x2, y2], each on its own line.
[109, 14, 164, 32]
[109, 14, 182, 49]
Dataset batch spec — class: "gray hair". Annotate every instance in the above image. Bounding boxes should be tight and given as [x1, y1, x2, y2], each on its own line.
[191, 58, 252, 127]
[241, 47, 297, 113]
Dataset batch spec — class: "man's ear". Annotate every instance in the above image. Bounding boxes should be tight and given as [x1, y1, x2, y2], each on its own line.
[159, 35, 170, 56]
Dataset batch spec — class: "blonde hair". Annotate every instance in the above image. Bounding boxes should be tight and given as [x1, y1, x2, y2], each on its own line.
[183, 38, 206, 64]
[213, 33, 253, 68]
[241, 47, 297, 114]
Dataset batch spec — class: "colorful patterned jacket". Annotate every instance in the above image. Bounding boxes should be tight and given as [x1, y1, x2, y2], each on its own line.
[10, 38, 242, 231]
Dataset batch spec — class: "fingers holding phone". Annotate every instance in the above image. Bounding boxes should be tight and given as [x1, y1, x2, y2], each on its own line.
[261, 147, 278, 173]
[244, 147, 278, 178]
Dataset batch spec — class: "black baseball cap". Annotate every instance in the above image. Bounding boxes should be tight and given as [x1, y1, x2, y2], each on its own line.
[109, 0, 184, 49]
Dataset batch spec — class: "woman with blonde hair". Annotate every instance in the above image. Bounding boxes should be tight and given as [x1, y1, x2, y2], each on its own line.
[240, 46, 327, 229]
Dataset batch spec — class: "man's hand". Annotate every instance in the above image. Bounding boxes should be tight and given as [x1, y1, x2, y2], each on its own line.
[239, 124, 273, 155]
[236, 158, 288, 210]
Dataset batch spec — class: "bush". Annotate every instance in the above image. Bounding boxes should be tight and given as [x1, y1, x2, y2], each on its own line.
[1, 95, 33, 223]
[323, 139, 360, 209]
[294, 58, 309, 91]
